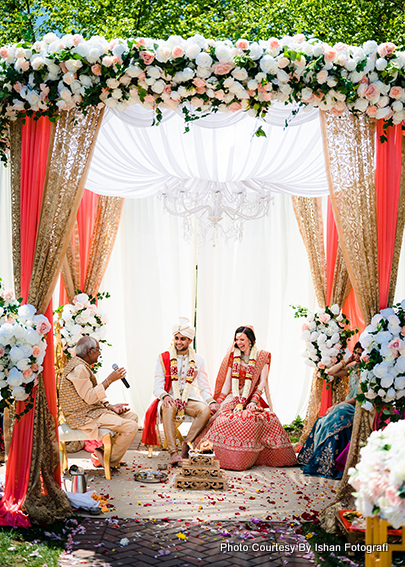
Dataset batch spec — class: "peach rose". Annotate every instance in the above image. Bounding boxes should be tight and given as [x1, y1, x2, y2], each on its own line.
[301, 323, 309, 331]
[359, 76, 369, 85]
[91, 64, 102, 75]
[14, 81, 23, 93]
[228, 101, 242, 112]
[390, 86, 403, 100]
[377, 42, 396, 57]
[0, 347, 4, 357]
[119, 74, 132, 85]
[318, 363, 325, 369]
[136, 38, 146, 47]
[140, 51, 155, 65]
[23, 369, 33, 380]
[330, 357, 337, 364]
[113, 55, 123, 65]
[318, 313, 331, 324]
[164, 98, 179, 110]
[214, 89, 225, 100]
[268, 38, 280, 51]
[144, 94, 156, 105]
[193, 77, 206, 89]
[236, 39, 249, 50]
[330, 107, 345, 117]
[72, 34, 83, 46]
[163, 84, 172, 95]
[31, 364, 39, 372]
[60, 62, 68, 74]
[172, 46, 184, 59]
[0, 47, 9, 58]
[212, 63, 232, 75]
[366, 105, 378, 117]
[261, 92, 272, 102]
[323, 48, 336, 62]
[334, 42, 348, 51]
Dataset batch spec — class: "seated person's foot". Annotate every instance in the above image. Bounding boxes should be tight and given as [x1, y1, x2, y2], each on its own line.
[93, 448, 105, 467]
[181, 441, 190, 459]
[170, 452, 182, 466]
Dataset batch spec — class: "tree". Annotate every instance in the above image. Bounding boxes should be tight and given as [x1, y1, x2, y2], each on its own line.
[0, 0, 404, 47]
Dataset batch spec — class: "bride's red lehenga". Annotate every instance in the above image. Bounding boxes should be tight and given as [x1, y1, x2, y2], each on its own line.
[196, 350, 297, 471]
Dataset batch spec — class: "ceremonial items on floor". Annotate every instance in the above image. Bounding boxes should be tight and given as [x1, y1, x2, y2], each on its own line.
[134, 469, 168, 483]
[175, 440, 227, 490]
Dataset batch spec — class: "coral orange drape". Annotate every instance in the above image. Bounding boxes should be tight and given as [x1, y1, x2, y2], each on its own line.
[59, 189, 99, 305]
[0, 117, 57, 526]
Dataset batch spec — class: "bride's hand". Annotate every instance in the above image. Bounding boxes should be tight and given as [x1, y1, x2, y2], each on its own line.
[246, 402, 257, 412]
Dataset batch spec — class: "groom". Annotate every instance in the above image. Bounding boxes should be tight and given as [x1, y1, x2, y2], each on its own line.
[142, 317, 219, 465]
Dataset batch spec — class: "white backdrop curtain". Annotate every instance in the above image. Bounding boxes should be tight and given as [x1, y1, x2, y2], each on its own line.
[85, 104, 329, 198]
[0, 164, 13, 290]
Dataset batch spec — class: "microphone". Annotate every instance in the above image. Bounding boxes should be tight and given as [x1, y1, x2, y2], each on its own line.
[112, 363, 130, 388]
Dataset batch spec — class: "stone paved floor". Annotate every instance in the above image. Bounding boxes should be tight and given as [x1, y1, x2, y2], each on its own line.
[59, 518, 315, 566]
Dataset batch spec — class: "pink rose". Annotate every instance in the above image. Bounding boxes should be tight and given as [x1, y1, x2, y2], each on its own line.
[301, 323, 309, 331]
[60, 62, 68, 74]
[37, 320, 51, 335]
[318, 363, 325, 369]
[0, 47, 9, 58]
[91, 64, 102, 76]
[377, 42, 396, 57]
[193, 77, 206, 89]
[360, 76, 369, 85]
[236, 39, 249, 50]
[119, 74, 131, 85]
[31, 364, 39, 372]
[72, 34, 83, 46]
[401, 326, 405, 336]
[113, 55, 122, 65]
[32, 346, 42, 357]
[102, 56, 114, 67]
[172, 46, 184, 59]
[140, 51, 155, 65]
[23, 369, 33, 380]
[334, 42, 348, 51]
[19, 59, 30, 72]
[3, 289, 13, 299]
[163, 84, 172, 95]
[262, 92, 273, 102]
[138, 71, 146, 81]
[214, 89, 225, 101]
[390, 86, 403, 100]
[317, 70, 328, 84]
[365, 84, 380, 101]
[330, 357, 337, 364]
[0, 347, 4, 357]
[63, 72, 76, 85]
[268, 38, 280, 51]
[136, 38, 146, 47]
[14, 81, 23, 93]
[335, 343, 342, 350]
[361, 354, 369, 362]
[228, 101, 242, 112]
[164, 98, 178, 110]
[212, 63, 232, 75]
[318, 313, 331, 324]
[366, 105, 377, 117]
[334, 101, 347, 112]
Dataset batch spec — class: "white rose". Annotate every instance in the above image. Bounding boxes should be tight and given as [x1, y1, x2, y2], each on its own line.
[395, 357, 405, 373]
[277, 69, 290, 83]
[126, 65, 142, 78]
[18, 304, 36, 321]
[260, 55, 277, 75]
[365, 390, 377, 399]
[12, 386, 29, 401]
[75, 293, 90, 306]
[304, 359, 317, 368]
[361, 400, 374, 412]
[9, 346, 25, 361]
[354, 98, 369, 112]
[16, 358, 31, 371]
[330, 304, 340, 315]
[185, 43, 201, 59]
[232, 67, 248, 81]
[215, 44, 231, 62]
[196, 52, 212, 67]
[380, 375, 394, 388]
[376, 58, 388, 71]
[7, 368, 24, 387]
[248, 43, 263, 60]
[151, 80, 165, 94]
[65, 59, 83, 73]
[394, 376, 405, 390]
[80, 74, 93, 87]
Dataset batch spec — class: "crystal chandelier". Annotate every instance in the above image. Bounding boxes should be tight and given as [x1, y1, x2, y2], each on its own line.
[159, 181, 273, 244]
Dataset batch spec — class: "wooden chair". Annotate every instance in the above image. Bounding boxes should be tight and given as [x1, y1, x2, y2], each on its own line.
[58, 422, 114, 480]
[147, 414, 193, 457]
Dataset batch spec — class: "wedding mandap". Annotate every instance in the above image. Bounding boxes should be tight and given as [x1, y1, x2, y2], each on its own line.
[0, 32, 404, 531]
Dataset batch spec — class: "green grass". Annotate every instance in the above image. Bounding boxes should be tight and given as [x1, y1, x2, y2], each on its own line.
[0, 521, 71, 567]
[283, 415, 304, 444]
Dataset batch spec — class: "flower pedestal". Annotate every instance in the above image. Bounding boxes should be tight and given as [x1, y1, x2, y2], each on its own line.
[365, 517, 405, 567]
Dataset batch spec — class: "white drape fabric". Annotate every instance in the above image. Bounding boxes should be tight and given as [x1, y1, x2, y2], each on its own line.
[85, 104, 328, 198]
[0, 164, 13, 290]
[99, 194, 317, 424]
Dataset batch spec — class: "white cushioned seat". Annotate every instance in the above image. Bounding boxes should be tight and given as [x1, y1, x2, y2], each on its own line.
[58, 423, 113, 441]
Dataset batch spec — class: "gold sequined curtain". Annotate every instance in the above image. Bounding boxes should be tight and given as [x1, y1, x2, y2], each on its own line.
[61, 222, 81, 302]
[9, 108, 105, 524]
[83, 195, 124, 295]
[319, 110, 377, 525]
[388, 140, 405, 306]
[292, 196, 351, 442]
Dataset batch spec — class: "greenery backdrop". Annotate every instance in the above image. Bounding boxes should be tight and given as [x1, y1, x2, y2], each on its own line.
[1, 0, 405, 46]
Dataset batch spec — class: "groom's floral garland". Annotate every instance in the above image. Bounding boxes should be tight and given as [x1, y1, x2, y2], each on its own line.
[348, 420, 405, 530]
[169, 343, 196, 411]
[0, 280, 51, 417]
[54, 291, 110, 374]
[0, 33, 405, 161]
[357, 302, 405, 418]
[294, 304, 356, 383]
[231, 343, 258, 407]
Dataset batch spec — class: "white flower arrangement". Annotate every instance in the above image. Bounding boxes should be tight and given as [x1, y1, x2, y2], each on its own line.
[0, 34, 404, 161]
[348, 420, 405, 530]
[293, 303, 356, 382]
[0, 281, 51, 416]
[357, 302, 405, 416]
[55, 292, 109, 373]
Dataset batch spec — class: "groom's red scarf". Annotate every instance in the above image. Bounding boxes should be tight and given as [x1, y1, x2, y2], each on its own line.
[141, 351, 171, 446]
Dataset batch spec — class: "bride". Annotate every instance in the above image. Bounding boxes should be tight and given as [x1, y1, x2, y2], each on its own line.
[195, 326, 297, 471]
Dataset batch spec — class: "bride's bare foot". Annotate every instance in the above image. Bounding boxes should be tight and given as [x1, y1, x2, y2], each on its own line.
[94, 448, 105, 467]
